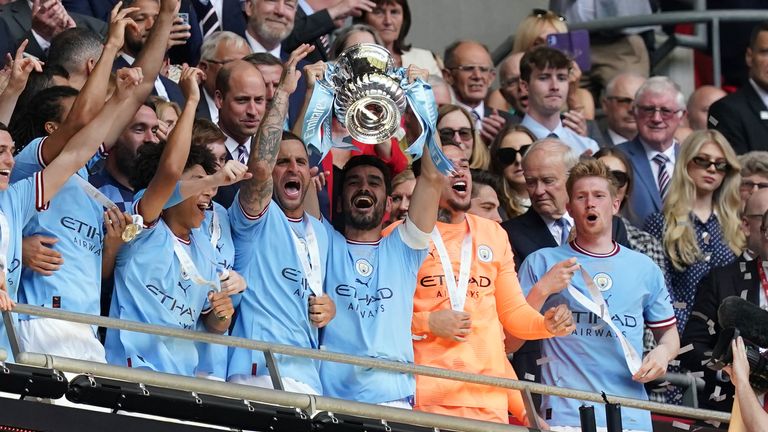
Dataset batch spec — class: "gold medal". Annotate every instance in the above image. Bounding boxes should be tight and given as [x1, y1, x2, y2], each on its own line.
[121, 214, 144, 242]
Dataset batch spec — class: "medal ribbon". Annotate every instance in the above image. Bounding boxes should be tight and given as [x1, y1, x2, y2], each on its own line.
[567, 267, 642, 374]
[71, 174, 143, 239]
[288, 216, 323, 297]
[166, 225, 219, 292]
[430, 226, 473, 311]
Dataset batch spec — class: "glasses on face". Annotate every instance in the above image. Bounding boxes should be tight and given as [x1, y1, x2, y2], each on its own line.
[450, 65, 494, 74]
[439, 127, 473, 142]
[741, 180, 768, 191]
[498, 145, 531, 166]
[609, 170, 629, 188]
[532, 8, 566, 22]
[606, 96, 633, 107]
[691, 156, 731, 172]
[635, 105, 683, 120]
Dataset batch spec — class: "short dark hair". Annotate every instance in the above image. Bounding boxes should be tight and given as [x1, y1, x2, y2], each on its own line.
[130, 142, 217, 191]
[9, 86, 79, 151]
[750, 21, 768, 50]
[470, 169, 503, 199]
[519, 46, 571, 83]
[411, 141, 462, 177]
[243, 52, 283, 68]
[341, 155, 393, 195]
[47, 28, 104, 74]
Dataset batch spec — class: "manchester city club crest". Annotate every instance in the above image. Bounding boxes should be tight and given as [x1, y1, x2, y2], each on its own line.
[593, 272, 613, 291]
[355, 258, 373, 277]
[477, 245, 493, 262]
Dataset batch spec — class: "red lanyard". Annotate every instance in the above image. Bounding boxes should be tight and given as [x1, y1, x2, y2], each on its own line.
[756, 259, 768, 301]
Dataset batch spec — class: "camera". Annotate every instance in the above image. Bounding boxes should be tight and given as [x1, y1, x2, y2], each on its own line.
[708, 327, 768, 392]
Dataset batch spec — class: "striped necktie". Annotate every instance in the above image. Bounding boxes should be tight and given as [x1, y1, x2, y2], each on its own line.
[555, 218, 570, 245]
[192, 0, 222, 38]
[236, 143, 248, 164]
[653, 153, 671, 202]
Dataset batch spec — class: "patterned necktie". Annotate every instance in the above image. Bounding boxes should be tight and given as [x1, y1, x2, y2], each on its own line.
[652, 153, 671, 202]
[191, 0, 222, 38]
[236, 143, 248, 164]
[318, 34, 330, 58]
[555, 218, 570, 246]
[547, 132, 559, 138]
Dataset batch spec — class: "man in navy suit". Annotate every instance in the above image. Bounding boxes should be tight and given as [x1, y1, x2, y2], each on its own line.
[196, 31, 251, 122]
[113, 0, 188, 107]
[0, 0, 107, 60]
[168, 0, 246, 65]
[213, 59, 267, 207]
[617, 76, 686, 229]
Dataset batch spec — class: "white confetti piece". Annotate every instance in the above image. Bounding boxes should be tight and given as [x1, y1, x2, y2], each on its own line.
[536, 356, 551, 366]
[745, 273, 752, 280]
[657, 381, 672, 387]
[672, 421, 691, 430]
[669, 359, 680, 367]
[705, 420, 722, 428]
[524, 373, 535, 381]
[704, 350, 712, 357]
[741, 289, 749, 299]
[708, 326, 716, 335]
[678, 344, 694, 355]
[701, 358, 711, 366]
[741, 262, 747, 272]
[691, 311, 708, 321]
[689, 371, 705, 378]
[713, 394, 726, 402]
[673, 301, 687, 309]
[709, 386, 722, 400]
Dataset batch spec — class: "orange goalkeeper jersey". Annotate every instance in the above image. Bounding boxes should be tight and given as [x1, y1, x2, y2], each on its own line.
[401, 215, 552, 419]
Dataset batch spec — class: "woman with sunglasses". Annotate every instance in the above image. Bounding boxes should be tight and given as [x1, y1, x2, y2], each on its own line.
[644, 130, 744, 402]
[437, 104, 490, 170]
[489, 124, 536, 220]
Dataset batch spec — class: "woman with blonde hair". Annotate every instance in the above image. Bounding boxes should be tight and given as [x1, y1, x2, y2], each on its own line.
[437, 104, 490, 171]
[645, 129, 744, 334]
[489, 124, 536, 219]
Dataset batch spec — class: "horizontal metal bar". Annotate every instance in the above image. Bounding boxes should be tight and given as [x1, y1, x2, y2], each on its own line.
[17, 353, 532, 432]
[10, 304, 731, 423]
[568, 10, 768, 32]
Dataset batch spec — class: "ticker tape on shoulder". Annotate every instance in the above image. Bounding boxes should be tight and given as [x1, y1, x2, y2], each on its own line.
[301, 65, 456, 175]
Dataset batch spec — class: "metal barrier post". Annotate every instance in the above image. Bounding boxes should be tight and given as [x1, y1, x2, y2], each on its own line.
[2, 312, 20, 359]
[263, 349, 284, 391]
[712, 17, 722, 88]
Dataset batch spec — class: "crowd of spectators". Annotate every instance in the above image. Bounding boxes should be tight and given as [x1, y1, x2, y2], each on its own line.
[4, 0, 768, 430]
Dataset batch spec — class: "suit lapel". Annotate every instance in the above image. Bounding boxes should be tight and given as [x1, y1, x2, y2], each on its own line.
[9, 0, 31, 33]
[743, 84, 768, 134]
[627, 138, 661, 210]
[524, 210, 557, 247]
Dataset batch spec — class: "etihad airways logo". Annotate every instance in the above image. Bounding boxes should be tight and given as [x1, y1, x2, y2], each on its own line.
[60, 216, 102, 255]
[335, 282, 393, 319]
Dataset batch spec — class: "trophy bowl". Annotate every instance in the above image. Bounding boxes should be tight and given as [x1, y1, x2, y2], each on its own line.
[331, 44, 407, 144]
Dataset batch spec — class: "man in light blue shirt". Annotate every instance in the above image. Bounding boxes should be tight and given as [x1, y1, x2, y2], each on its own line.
[520, 46, 599, 156]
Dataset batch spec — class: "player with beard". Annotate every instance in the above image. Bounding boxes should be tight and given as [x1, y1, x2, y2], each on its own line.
[226, 45, 336, 394]
[316, 99, 444, 406]
[518, 159, 678, 431]
[380, 143, 573, 422]
[105, 67, 237, 376]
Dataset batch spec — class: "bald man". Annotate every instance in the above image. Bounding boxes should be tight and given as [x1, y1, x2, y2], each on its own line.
[213, 59, 267, 207]
[687, 85, 727, 130]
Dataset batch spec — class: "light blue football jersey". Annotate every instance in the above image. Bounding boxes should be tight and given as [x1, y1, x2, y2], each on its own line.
[227, 199, 329, 393]
[519, 241, 675, 431]
[105, 217, 218, 376]
[320, 221, 428, 404]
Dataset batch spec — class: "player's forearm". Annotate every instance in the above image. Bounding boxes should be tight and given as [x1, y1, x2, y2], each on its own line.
[652, 325, 680, 364]
[735, 383, 768, 432]
[407, 149, 442, 233]
[132, 7, 174, 102]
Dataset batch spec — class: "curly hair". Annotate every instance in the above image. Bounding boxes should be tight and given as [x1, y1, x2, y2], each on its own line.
[130, 142, 217, 191]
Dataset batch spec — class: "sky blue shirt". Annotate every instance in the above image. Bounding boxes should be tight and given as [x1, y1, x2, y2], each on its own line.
[105, 217, 218, 376]
[320, 221, 428, 404]
[521, 114, 599, 155]
[519, 241, 675, 430]
[0, 174, 44, 360]
[11, 137, 103, 319]
[227, 198, 329, 393]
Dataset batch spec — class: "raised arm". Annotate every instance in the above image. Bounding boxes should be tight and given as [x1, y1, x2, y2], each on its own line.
[137, 67, 202, 225]
[102, 0, 179, 149]
[239, 44, 313, 216]
[0, 40, 43, 125]
[41, 68, 143, 204]
[40, 3, 138, 164]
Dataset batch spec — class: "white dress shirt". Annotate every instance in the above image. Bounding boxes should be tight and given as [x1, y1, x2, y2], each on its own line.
[640, 138, 676, 191]
[245, 31, 282, 58]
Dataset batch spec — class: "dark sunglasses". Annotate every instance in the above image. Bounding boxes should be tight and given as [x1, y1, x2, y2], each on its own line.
[610, 170, 629, 188]
[532, 8, 566, 22]
[498, 145, 531, 166]
[438, 127, 473, 142]
[691, 156, 731, 172]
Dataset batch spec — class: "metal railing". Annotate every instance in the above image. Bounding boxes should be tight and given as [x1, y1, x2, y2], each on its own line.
[2, 304, 732, 429]
[492, 9, 768, 88]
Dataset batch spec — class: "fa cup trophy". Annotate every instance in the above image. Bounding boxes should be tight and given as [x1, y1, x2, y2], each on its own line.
[302, 43, 455, 174]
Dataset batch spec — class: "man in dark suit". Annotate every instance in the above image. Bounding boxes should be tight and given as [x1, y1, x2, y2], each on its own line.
[283, 0, 375, 63]
[617, 76, 686, 229]
[709, 21, 768, 155]
[113, 0, 187, 107]
[212, 59, 267, 207]
[680, 188, 768, 413]
[598, 72, 646, 147]
[0, 0, 107, 60]
[167, 0, 246, 65]
[61, 0, 116, 21]
[196, 31, 251, 122]
[443, 40, 517, 144]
